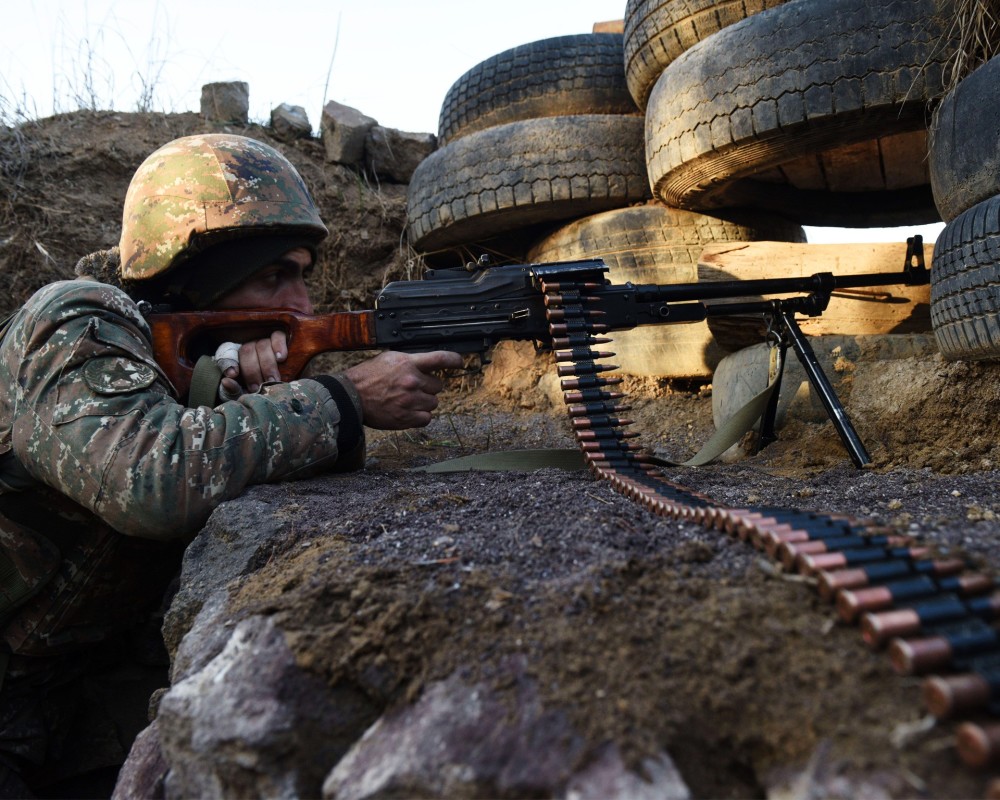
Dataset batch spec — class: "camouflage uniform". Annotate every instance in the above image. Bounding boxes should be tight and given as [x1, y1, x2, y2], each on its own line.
[0, 135, 365, 795]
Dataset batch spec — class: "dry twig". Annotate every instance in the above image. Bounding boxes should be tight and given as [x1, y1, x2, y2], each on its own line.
[944, 0, 1000, 90]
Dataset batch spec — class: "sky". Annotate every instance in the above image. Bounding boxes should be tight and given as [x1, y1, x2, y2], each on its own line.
[0, 0, 943, 244]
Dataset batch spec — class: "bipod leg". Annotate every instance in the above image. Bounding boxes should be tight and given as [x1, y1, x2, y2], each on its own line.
[779, 311, 872, 468]
[754, 333, 788, 454]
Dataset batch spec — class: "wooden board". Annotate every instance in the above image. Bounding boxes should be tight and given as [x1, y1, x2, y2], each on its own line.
[592, 19, 624, 33]
[697, 240, 932, 346]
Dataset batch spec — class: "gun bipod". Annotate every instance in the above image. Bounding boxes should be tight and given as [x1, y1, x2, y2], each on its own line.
[755, 307, 871, 467]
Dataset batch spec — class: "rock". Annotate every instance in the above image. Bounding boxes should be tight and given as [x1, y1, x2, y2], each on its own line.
[481, 340, 560, 410]
[270, 103, 312, 141]
[321, 101, 377, 166]
[322, 665, 589, 799]
[200, 82, 249, 124]
[364, 126, 436, 183]
[158, 615, 379, 799]
[112, 720, 168, 800]
[161, 496, 288, 663]
[323, 662, 690, 799]
[168, 589, 234, 682]
[564, 744, 690, 800]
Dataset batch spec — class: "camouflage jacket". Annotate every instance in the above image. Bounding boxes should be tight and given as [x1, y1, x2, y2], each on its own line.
[0, 266, 363, 657]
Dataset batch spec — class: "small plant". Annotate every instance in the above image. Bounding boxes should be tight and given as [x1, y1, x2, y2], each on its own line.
[0, 92, 34, 208]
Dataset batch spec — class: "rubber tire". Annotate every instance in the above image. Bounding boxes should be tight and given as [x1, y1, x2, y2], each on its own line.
[930, 193, 1000, 361]
[929, 55, 1000, 223]
[623, 0, 791, 110]
[407, 115, 651, 253]
[438, 34, 639, 146]
[527, 203, 804, 280]
[645, 0, 955, 226]
[526, 203, 805, 377]
[712, 334, 939, 432]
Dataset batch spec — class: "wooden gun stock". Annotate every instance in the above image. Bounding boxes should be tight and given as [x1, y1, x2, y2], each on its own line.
[147, 308, 378, 397]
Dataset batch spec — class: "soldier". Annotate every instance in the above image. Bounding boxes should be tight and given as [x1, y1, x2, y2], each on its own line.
[0, 133, 461, 796]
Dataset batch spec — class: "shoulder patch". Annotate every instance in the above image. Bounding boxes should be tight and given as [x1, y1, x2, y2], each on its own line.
[83, 356, 158, 395]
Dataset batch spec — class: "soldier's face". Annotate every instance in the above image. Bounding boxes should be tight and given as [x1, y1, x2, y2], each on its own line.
[213, 247, 314, 313]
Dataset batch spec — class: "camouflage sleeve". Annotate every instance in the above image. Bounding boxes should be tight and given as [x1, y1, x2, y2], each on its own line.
[1, 280, 359, 541]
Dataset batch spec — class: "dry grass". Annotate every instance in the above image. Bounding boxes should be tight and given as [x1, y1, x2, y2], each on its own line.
[945, 0, 1000, 90]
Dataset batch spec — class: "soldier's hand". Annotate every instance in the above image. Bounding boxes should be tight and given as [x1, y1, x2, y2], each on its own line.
[344, 350, 464, 430]
[217, 331, 289, 398]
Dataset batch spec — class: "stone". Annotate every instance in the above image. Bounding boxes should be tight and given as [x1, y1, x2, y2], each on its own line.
[161, 496, 287, 664]
[323, 665, 690, 799]
[321, 101, 377, 166]
[364, 126, 436, 183]
[200, 82, 249, 124]
[168, 589, 234, 682]
[270, 103, 312, 141]
[112, 720, 168, 800]
[158, 615, 379, 799]
[324, 663, 601, 799]
[564, 744, 690, 800]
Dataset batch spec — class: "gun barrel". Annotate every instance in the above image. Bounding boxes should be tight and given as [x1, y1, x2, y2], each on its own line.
[631, 267, 927, 304]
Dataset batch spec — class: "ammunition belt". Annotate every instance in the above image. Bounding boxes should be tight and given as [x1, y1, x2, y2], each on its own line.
[540, 275, 1000, 772]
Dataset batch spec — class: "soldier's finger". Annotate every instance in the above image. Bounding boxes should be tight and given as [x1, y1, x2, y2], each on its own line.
[239, 341, 265, 391]
[411, 350, 464, 371]
[253, 338, 281, 384]
[420, 374, 445, 395]
[219, 376, 243, 402]
[270, 331, 288, 362]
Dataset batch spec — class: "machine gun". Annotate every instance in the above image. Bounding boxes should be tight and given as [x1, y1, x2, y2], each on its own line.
[146, 236, 930, 468]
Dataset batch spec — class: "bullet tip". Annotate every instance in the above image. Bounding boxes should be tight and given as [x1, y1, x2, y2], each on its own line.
[957, 722, 993, 768]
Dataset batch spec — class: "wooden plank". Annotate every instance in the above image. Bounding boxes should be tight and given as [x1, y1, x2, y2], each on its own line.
[820, 139, 885, 192]
[592, 19, 624, 33]
[698, 240, 930, 278]
[881, 129, 930, 190]
[697, 240, 933, 342]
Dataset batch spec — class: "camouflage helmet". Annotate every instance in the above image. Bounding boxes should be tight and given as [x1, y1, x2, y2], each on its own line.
[119, 134, 328, 281]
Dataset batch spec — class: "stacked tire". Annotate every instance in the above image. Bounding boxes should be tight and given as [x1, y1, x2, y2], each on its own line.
[620, 0, 960, 430]
[407, 28, 807, 377]
[623, 0, 792, 112]
[928, 55, 1000, 361]
[636, 0, 955, 226]
[407, 34, 648, 260]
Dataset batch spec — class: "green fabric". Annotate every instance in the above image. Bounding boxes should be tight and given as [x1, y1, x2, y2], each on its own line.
[0, 547, 32, 620]
[413, 362, 782, 473]
[659, 373, 779, 466]
[187, 354, 224, 408]
[0, 311, 16, 343]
